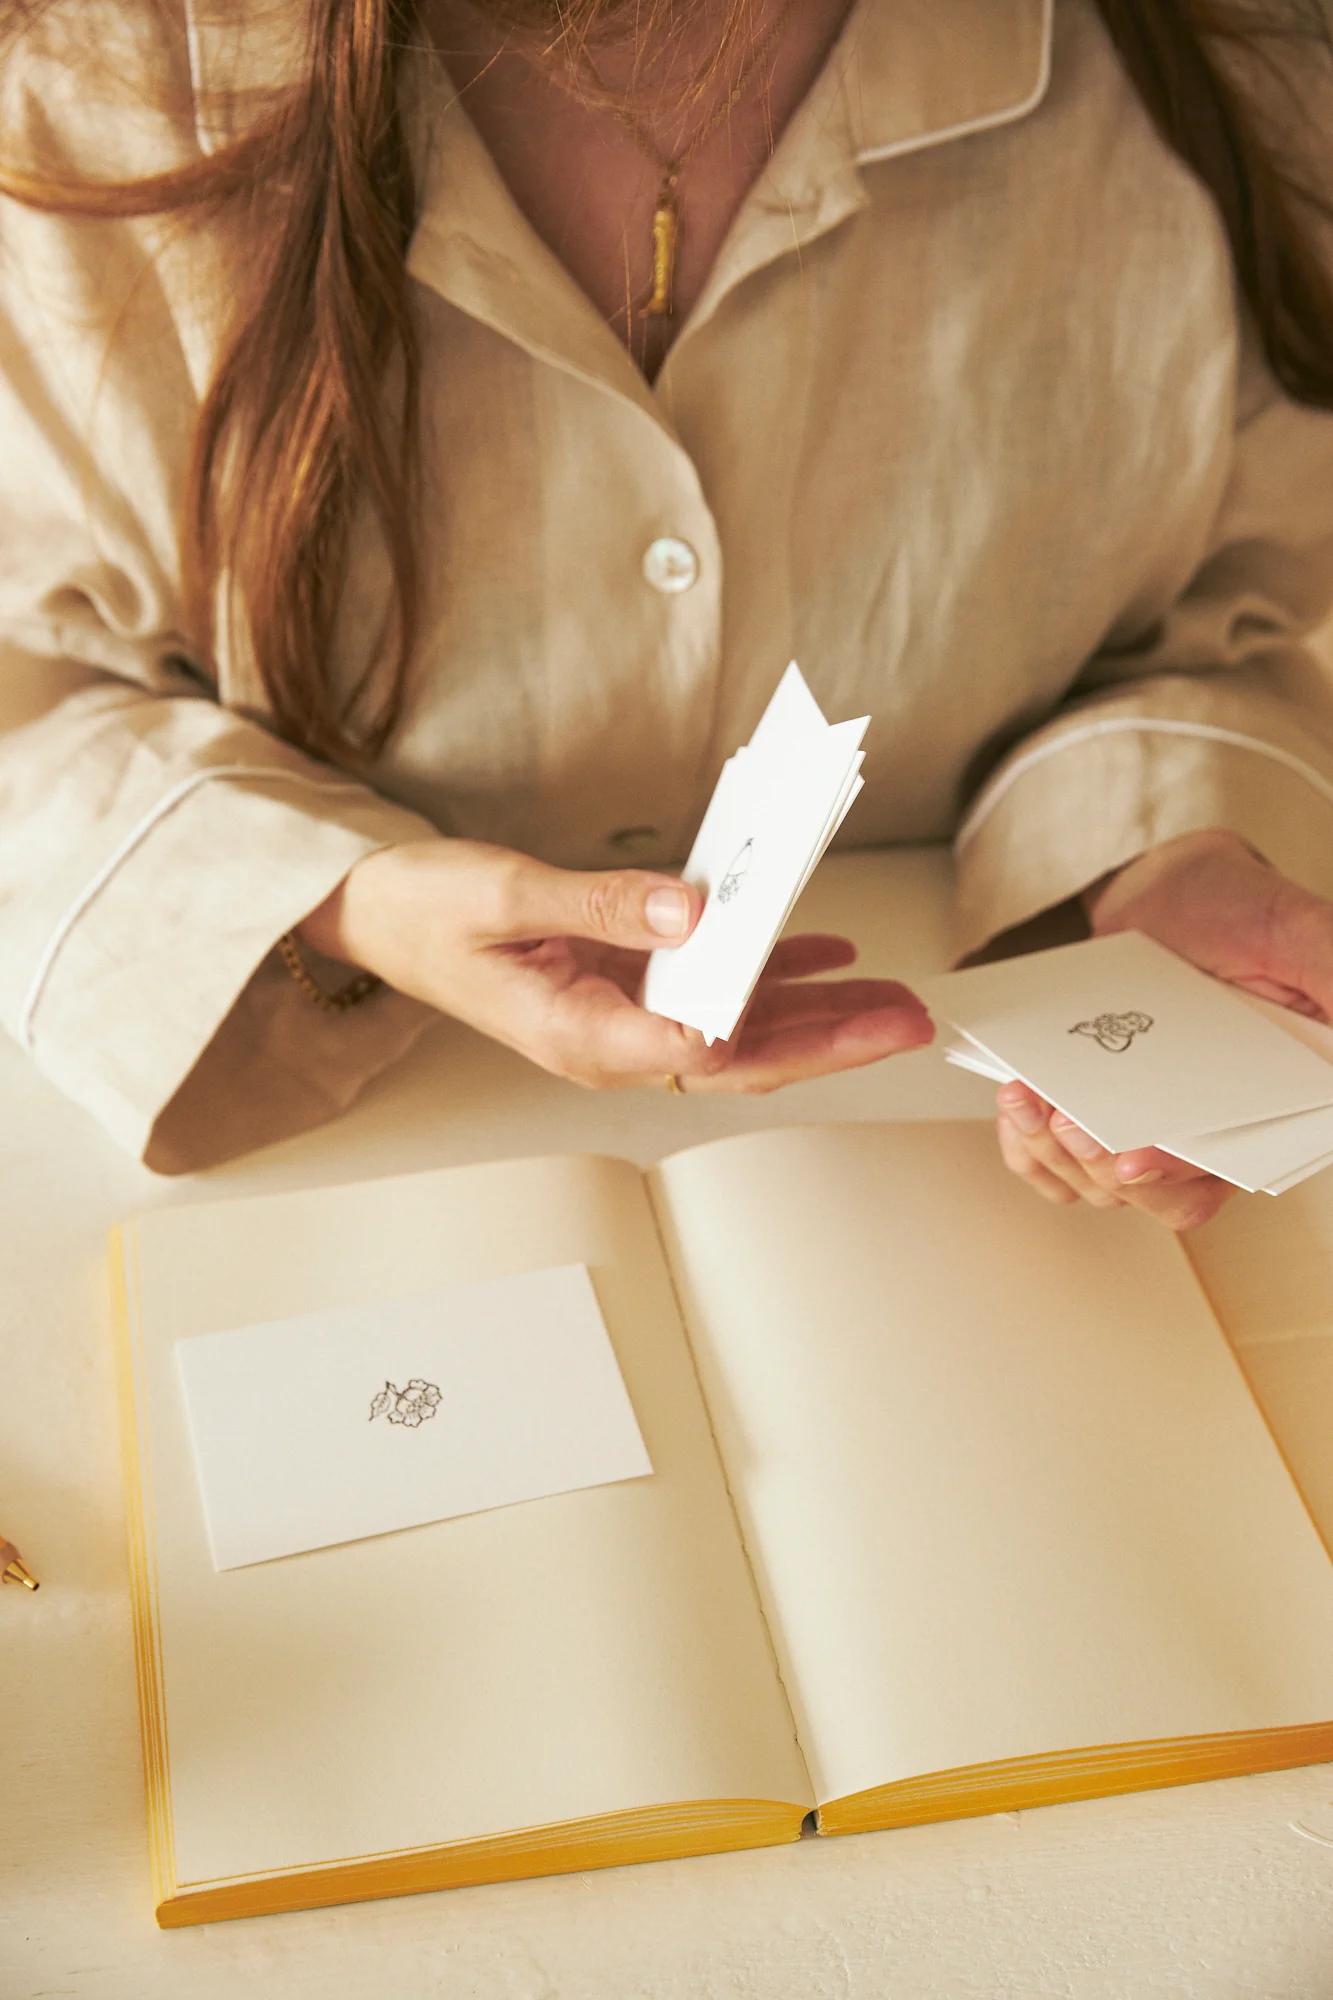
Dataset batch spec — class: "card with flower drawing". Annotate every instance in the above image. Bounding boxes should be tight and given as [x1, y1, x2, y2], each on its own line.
[174, 1263, 651, 1570]
[642, 661, 868, 1044]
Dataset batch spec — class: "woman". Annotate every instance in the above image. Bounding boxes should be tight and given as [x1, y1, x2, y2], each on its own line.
[3, 0, 1333, 1226]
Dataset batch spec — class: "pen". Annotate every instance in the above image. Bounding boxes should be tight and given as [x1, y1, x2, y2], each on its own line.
[1, 1534, 38, 1590]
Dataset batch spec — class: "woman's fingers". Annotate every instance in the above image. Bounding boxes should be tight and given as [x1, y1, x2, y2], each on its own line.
[1046, 1114, 1233, 1227]
[996, 1083, 1234, 1230]
[741, 975, 924, 1032]
[691, 1002, 934, 1094]
[534, 981, 729, 1086]
[1104, 1144, 1210, 1189]
[761, 933, 860, 980]
[468, 856, 924, 1094]
[482, 919, 927, 1093]
[996, 1107, 1079, 1204]
[483, 854, 704, 952]
[531, 985, 930, 1095]
[537, 930, 864, 1007]
[1002, 1104, 1124, 1209]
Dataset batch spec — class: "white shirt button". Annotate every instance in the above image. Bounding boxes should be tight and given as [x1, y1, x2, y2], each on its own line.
[642, 536, 700, 594]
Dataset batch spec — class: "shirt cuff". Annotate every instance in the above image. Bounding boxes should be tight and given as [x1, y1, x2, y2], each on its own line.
[952, 717, 1333, 962]
[20, 769, 441, 1169]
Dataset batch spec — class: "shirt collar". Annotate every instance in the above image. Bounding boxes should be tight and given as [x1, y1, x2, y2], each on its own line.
[845, 0, 1053, 171]
[183, 0, 1053, 159]
[185, 0, 1054, 406]
[721, 0, 1053, 308]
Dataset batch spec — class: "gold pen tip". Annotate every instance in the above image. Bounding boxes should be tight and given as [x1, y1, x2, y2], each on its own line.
[3, 1558, 38, 1589]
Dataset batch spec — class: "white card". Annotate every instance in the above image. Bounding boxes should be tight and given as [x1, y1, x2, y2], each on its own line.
[919, 932, 1333, 1156]
[1266, 1145, 1333, 1195]
[175, 1264, 652, 1571]
[642, 662, 868, 1043]
[942, 1034, 1015, 1084]
[943, 1020, 1333, 1195]
[1164, 1108, 1333, 1193]
[941, 985, 1333, 1195]
[1159, 994, 1333, 1191]
[746, 653, 831, 754]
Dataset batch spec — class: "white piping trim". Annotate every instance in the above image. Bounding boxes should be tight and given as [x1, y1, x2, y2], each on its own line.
[19, 765, 366, 1050]
[854, 0, 1054, 166]
[955, 717, 1333, 850]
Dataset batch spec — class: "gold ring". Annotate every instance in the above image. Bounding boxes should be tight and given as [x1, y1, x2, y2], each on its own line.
[664, 1073, 685, 1094]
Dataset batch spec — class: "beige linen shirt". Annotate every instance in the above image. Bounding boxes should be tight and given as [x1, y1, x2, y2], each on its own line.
[4, 0, 1333, 1171]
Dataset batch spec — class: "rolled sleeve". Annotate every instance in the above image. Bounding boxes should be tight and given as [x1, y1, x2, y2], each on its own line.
[16, 754, 439, 1171]
[0, 655, 443, 1170]
[952, 675, 1333, 957]
[954, 295, 1333, 958]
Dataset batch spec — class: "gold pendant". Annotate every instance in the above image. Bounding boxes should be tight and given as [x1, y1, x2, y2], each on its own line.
[644, 173, 679, 318]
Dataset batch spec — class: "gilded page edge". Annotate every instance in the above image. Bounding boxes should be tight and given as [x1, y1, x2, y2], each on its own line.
[816, 1719, 1333, 1833]
[154, 1800, 806, 1926]
[109, 1216, 178, 1905]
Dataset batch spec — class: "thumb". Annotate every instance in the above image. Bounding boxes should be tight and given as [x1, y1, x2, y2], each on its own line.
[489, 858, 702, 950]
[1283, 887, 1333, 1022]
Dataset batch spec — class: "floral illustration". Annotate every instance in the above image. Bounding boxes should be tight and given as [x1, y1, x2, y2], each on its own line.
[369, 1377, 443, 1428]
[716, 837, 754, 905]
[1067, 1010, 1154, 1054]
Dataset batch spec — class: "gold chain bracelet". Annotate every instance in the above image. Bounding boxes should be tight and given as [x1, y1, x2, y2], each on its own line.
[276, 930, 382, 1013]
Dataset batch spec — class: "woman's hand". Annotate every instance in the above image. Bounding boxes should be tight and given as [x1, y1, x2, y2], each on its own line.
[299, 836, 933, 1092]
[996, 826, 1333, 1230]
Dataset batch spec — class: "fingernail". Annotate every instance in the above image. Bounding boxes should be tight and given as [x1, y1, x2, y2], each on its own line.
[645, 887, 690, 937]
[1119, 1167, 1163, 1186]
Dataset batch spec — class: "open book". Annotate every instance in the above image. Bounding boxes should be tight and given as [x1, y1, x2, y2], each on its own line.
[108, 1123, 1333, 1927]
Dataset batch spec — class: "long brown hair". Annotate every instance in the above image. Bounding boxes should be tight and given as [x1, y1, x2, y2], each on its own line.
[3, 0, 1333, 766]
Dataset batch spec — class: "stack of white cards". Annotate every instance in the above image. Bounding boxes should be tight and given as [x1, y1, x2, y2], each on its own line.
[642, 662, 867, 1044]
[919, 931, 1333, 1196]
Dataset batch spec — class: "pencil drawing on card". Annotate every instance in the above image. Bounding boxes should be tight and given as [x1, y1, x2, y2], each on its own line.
[716, 837, 754, 905]
[1067, 1011, 1154, 1054]
[369, 1378, 443, 1427]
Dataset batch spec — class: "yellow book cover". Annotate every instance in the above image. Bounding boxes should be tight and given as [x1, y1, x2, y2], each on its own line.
[109, 1124, 1333, 1926]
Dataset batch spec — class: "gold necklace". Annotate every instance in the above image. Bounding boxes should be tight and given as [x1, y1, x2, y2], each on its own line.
[579, 0, 801, 322]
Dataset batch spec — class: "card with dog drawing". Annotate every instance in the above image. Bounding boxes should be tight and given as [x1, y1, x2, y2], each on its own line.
[918, 931, 1333, 1157]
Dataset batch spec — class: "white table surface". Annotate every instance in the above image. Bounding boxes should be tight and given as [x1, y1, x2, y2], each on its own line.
[3, 846, 1331, 2000]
